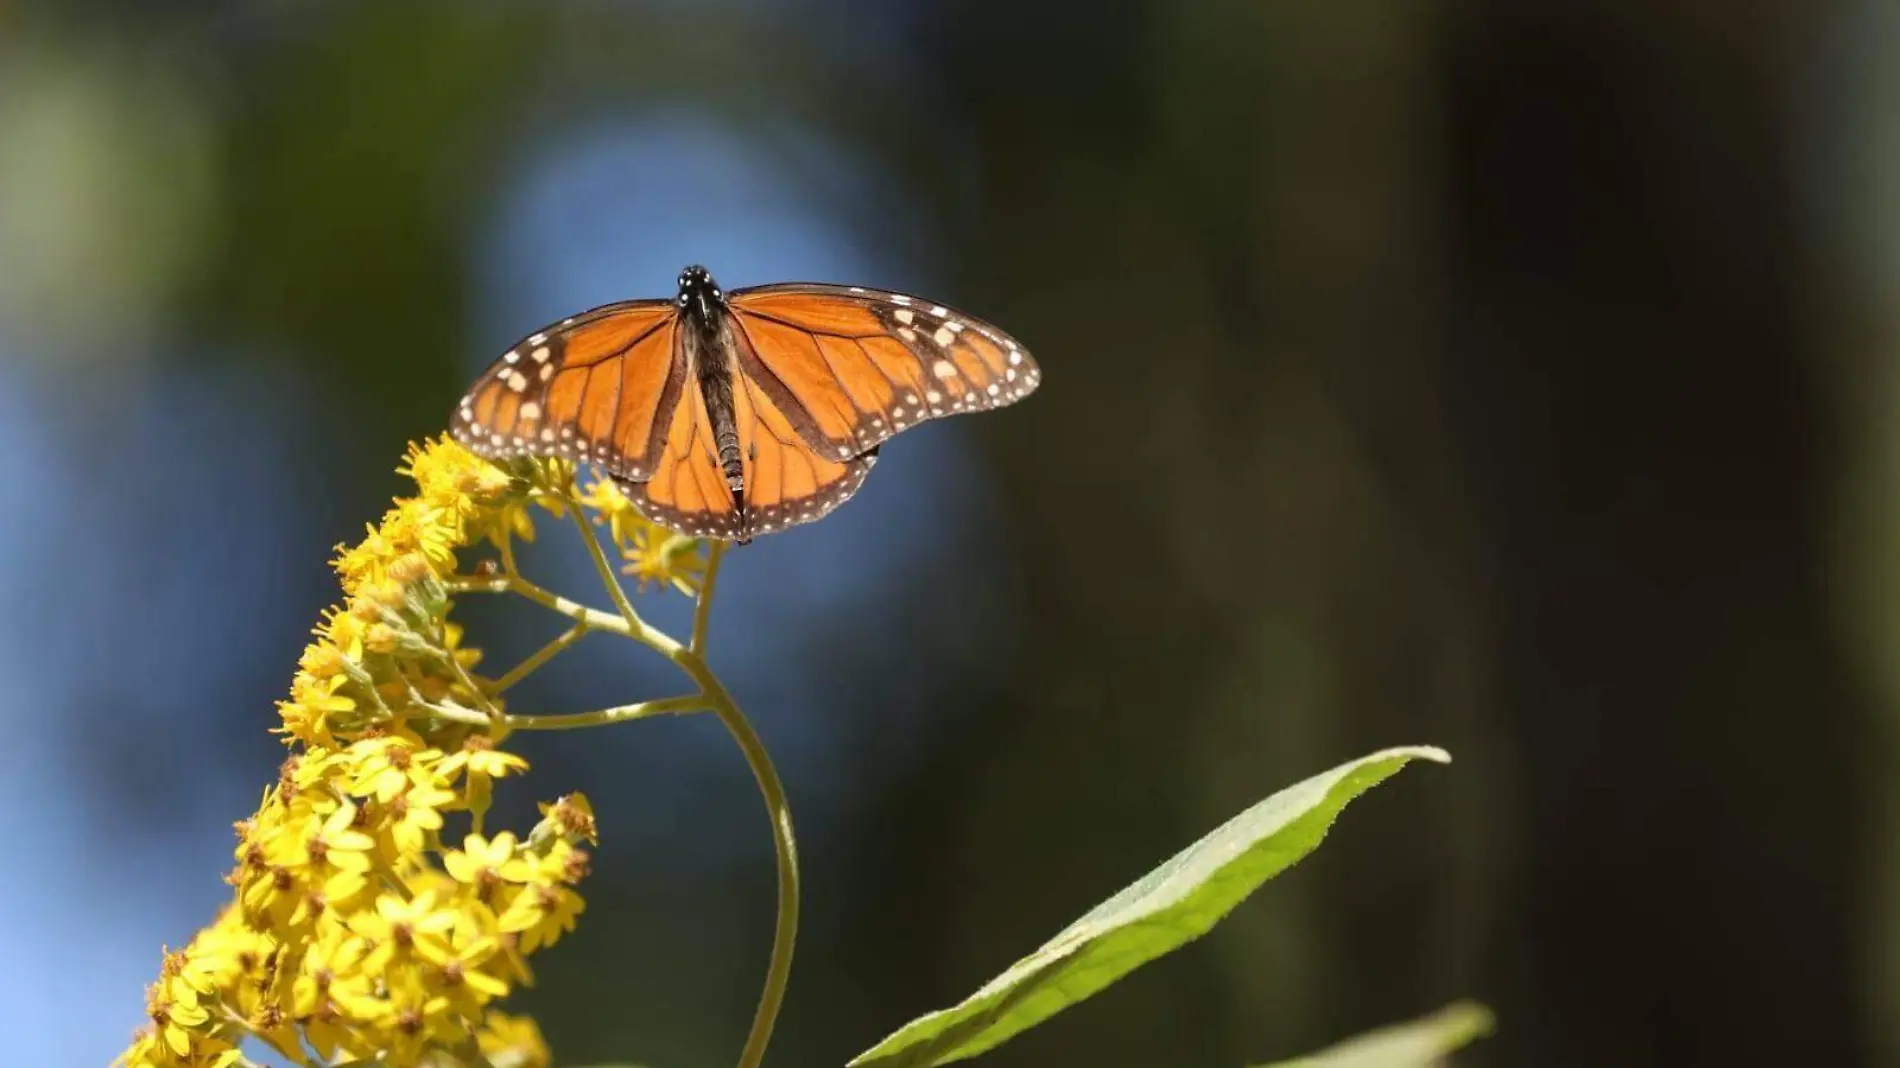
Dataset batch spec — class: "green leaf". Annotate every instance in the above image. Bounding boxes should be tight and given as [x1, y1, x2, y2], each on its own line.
[850, 746, 1453, 1068]
[1255, 1000, 1496, 1067]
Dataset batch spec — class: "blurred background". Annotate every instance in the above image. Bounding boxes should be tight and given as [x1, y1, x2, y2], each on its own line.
[2, 1, 1895, 1065]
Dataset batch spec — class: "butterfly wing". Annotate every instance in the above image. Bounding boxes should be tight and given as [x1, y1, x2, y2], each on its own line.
[615, 373, 743, 540]
[453, 281, 1038, 543]
[729, 343, 879, 539]
[451, 300, 683, 483]
[726, 283, 1041, 460]
[610, 339, 878, 542]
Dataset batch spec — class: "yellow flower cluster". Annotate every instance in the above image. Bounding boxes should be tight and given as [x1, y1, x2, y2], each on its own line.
[117, 438, 615, 1068]
[579, 475, 707, 595]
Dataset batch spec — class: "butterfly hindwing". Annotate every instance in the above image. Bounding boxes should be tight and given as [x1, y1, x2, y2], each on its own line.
[615, 376, 744, 541]
[731, 357, 879, 538]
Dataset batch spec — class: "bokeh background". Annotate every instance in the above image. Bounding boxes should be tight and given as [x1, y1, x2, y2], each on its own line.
[4, 1, 1897, 1065]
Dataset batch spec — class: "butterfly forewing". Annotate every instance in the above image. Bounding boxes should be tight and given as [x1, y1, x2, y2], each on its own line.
[728, 283, 1041, 458]
[450, 300, 681, 481]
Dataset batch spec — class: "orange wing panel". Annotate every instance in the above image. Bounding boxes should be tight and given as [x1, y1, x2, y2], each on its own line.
[491, 390, 521, 437]
[561, 305, 672, 368]
[732, 291, 882, 335]
[576, 363, 620, 443]
[545, 368, 588, 425]
[817, 335, 895, 413]
[735, 314, 858, 441]
[949, 346, 991, 387]
[860, 335, 928, 396]
[964, 331, 1009, 375]
[611, 322, 676, 467]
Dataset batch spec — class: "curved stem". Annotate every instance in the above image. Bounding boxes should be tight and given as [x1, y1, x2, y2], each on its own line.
[692, 541, 726, 656]
[699, 675, 799, 1068]
[552, 513, 800, 1068]
[682, 543, 797, 1068]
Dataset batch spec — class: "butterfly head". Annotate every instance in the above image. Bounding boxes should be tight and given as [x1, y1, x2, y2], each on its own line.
[676, 264, 726, 323]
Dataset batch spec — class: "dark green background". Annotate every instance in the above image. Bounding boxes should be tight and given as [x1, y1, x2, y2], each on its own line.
[4, 2, 1893, 1066]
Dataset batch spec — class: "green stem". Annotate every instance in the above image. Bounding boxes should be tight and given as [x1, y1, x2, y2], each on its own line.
[490, 505, 801, 1068]
[674, 545, 797, 1068]
[492, 621, 589, 693]
[501, 693, 707, 730]
[573, 509, 645, 633]
[692, 541, 726, 656]
[438, 639, 502, 723]
[703, 678, 799, 1068]
[449, 574, 630, 635]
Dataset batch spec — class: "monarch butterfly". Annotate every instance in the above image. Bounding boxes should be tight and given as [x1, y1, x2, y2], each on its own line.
[451, 265, 1041, 544]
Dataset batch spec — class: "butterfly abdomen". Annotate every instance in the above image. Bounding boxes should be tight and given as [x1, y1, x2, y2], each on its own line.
[699, 361, 744, 491]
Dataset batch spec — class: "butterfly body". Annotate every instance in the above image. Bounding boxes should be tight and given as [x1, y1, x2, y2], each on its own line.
[453, 265, 1040, 543]
[675, 266, 748, 509]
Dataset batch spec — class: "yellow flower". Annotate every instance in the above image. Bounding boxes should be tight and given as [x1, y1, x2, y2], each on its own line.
[144, 976, 209, 1056]
[276, 673, 355, 748]
[290, 921, 367, 1018]
[427, 934, 512, 1018]
[477, 1010, 552, 1068]
[238, 861, 302, 931]
[299, 994, 356, 1062]
[353, 970, 460, 1068]
[298, 640, 350, 684]
[347, 732, 444, 803]
[536, 792, 598, 846]
[403, 436, 512, 514]
[271, 798, 378, 902]
[580, 475, 706, 594]
[333, 522, 401, 593]
[111, 1030, 162, 1068]
[496, 846, 589, 956]
[351, 889, 458, 976]
[383, 778, 458, 855]
[121, 438, 601, 1067]
[445, 831, 519, 899]
[245, 999, 304, 1064]
[439, 733, 529, 781]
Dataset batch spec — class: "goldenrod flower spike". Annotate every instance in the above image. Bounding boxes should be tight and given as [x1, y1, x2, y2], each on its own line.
[119, 437, 796, 1068]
